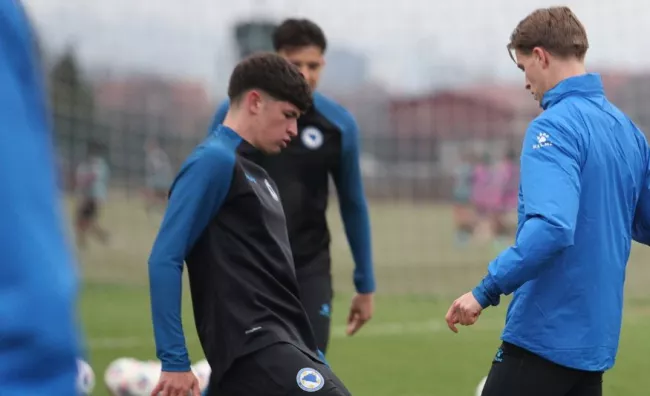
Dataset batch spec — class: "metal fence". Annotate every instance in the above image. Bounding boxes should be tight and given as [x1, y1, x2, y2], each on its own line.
[29, 0, 650, 298]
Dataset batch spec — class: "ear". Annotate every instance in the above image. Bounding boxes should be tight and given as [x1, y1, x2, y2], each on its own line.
[245, 90, 263, 115]
[532, 47, 549, 67]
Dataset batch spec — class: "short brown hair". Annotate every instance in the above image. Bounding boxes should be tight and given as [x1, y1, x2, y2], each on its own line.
[507, 6, 589, 60]
[227, 52, 312, 113]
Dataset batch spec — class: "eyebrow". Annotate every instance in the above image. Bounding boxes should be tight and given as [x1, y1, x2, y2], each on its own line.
[517, 64, 524, 71]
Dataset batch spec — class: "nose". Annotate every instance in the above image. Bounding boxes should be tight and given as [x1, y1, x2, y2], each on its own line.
[298, 66, 311, 81]
[288, 120, 298, 137]
[525, 82, 531, 91]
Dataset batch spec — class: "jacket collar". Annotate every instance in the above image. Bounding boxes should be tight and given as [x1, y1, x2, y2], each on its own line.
[541, 73, 605, 110]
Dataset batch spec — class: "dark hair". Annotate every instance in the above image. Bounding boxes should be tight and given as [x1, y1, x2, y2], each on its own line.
[507, 6, 589, 61]
[227, 52, 312, 113]
[272, 18, 327, 53]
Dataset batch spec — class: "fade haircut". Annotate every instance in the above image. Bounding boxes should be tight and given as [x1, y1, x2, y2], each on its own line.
[272, 18, 327, 53]
[507, 6, 589, 62]
[227, 52, 312, 113]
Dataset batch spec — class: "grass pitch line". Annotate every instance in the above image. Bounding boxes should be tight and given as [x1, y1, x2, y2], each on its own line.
[88, 319, 504, 350]
[87, 314, 650, 350]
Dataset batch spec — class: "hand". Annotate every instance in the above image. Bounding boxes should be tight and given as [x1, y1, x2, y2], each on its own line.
[445, 291, 483, 333]
[151, 370, 201, 396]
[346, 292, 374, 336]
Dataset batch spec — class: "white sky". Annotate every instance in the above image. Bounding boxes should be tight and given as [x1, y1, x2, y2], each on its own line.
[24, 0, 650, 94]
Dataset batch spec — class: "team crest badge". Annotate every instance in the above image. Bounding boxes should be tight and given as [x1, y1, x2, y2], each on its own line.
[296, 367, 325, 392]
[264, 179, 279, 201]
[301, 126, 324, 150]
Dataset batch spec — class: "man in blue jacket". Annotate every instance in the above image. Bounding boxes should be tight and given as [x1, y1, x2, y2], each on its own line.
[1, 2, 81, 395]
[209, 18, 375, 355]
[446, 6, 650, 395]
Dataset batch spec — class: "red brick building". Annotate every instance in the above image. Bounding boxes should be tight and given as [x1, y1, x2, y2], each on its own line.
[387, 72, 639, 173]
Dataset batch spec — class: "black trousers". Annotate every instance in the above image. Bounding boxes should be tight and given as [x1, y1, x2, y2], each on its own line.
[481, 342, 603, 396]
[297, 273, 333, 355]
[212, 342, 351, 396]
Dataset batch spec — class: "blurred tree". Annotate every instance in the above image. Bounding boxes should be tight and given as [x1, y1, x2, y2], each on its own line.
[49, 45, 95, 122]
[48, 45, 97, 186]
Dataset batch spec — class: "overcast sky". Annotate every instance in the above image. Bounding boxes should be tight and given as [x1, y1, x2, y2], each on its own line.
[24, 0, 650, 95]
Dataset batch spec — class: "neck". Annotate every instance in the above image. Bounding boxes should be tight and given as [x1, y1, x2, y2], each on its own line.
[547, 59, 587, 90]
[222, 110, 256, 148]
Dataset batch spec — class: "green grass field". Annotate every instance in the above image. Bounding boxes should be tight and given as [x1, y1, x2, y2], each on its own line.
[73, 192, 650, 395]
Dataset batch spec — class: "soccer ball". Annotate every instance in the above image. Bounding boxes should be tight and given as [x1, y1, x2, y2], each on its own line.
[128, 360, 161, 396]
[104, 357, 143, 396]
[475, 376, 487, 396]
[191, 359, 211, 391]
[104, 357, 209, 396]
[76, 359, 95, 395]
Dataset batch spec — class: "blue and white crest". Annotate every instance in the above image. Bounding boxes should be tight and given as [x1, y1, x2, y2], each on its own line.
[301, 126, 324, 150]
[296, 367, 324, 392]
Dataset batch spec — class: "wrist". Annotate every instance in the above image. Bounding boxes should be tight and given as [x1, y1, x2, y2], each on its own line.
[472, 274, 501, 309]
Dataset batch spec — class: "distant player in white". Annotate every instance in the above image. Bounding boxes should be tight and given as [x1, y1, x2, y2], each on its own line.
[143, 138, 173, 217]
[74, 140, 110, 248]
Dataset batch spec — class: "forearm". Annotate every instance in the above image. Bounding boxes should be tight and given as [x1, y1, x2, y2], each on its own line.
[472, 216, 573, 308]
[149, 259, 190, 371]
[340, 201, 375, 293]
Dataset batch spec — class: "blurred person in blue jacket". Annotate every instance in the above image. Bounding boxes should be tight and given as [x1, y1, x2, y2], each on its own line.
[445, 6, 650, 396]
[0, 2, 81, 395]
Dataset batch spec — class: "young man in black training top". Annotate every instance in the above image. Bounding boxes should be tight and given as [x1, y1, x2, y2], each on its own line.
[210, 18, 375, 356]
[148, 53, 352, 396]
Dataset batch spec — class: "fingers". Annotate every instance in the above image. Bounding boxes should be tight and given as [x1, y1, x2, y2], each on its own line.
[192, 380, 202, 396]
[346, 313, 362, 336]
[445, 301, 459, 333]
[459, 308, 479, 326]
[446, 295, 481, 332]
[151, 379, 194, 396]
[346, 306, 356, 327]
[151, 381, 164, 396]
[347, 302, 372, 336]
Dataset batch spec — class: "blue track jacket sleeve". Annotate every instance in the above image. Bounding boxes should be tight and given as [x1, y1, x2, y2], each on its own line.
[208, 99, 229, 134]
[472, 119, 582, 308]
[332, 116, 376, 294]
[148, 144, 235, 371]
[633, 158, 650, 245]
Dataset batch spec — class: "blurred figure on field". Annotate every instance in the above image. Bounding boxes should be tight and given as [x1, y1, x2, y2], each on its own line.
[471, 152, 494, 242]
[74, 140, 110, 248]
[452, 148, 476, 247]
[143, 137, 173, 217]
[491, 149, 519, 250]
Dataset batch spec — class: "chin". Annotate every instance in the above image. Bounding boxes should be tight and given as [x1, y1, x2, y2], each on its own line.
[263, 146, 282, 155]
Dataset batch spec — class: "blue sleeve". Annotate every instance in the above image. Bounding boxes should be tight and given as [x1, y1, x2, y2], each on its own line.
[148, 144, 235, 371]
[633, 158, 650, 245]
[332, 116, 376, 294]
[0, 3, 82, 388]
[208, 99, 230, 135]
[472, 119, 581, 308]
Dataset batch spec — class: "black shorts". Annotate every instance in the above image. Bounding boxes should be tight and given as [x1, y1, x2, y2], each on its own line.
[76, 199, 98, 221]
[480, 342, 603, 396]
[297, 273, 333, 354]
[212, 342, 351, 396]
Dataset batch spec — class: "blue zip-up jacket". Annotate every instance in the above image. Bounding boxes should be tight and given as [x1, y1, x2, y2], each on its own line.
[0, 3, 81, 394]
[472, 73, 650, 371]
